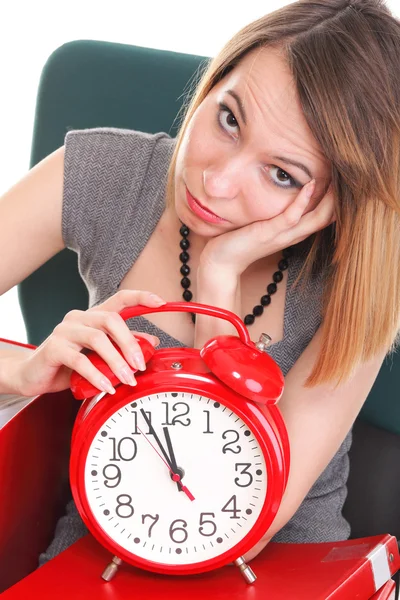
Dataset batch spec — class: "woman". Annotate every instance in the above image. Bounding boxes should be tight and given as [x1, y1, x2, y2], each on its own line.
[1, 0, 399, 563]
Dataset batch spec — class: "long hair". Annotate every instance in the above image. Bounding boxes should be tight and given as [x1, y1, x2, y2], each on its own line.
[166, 0, 400, 387]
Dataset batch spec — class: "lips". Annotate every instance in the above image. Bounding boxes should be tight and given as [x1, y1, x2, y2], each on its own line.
[188, 189, 221, 217]
[195, 198, 220, 218]
[185, 187, 228, 224]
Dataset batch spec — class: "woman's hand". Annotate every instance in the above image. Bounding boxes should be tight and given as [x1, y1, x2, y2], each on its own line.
[199, 180, 335, 276]
[10, 289, 166, 397]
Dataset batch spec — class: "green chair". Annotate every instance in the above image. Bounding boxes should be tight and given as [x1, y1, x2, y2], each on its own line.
[18, 39, 400, 542]
[20, 39, 208, 345]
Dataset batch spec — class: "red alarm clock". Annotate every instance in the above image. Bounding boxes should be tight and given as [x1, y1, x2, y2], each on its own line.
[69, 302, 290, 585]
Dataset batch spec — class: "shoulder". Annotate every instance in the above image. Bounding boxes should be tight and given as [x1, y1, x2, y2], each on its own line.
[62, 128, 175, 252]
[65, 126, 172, 146]
[64, 127, 175, 173]
[63, 126, 176, 210]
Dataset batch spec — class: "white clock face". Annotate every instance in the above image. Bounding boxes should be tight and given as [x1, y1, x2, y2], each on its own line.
[84, 392, 267, 565]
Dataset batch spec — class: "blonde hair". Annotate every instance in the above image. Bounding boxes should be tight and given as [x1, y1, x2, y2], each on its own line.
[166, 0, 400, 387]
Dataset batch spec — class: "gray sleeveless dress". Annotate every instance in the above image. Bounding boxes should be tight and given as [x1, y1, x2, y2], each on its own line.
[39, 127, 351, 564]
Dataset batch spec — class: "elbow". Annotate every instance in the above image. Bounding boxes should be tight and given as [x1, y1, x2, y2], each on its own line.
[243, 492, 302, 562]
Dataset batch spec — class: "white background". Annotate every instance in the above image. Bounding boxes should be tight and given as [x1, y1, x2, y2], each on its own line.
[1, 0, 399, 343]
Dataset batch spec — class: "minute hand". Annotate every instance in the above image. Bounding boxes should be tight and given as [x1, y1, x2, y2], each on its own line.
[138, 410, 193, 500]
[140, 409, 172, 467]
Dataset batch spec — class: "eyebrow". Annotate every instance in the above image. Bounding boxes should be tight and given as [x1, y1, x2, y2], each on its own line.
[226, 89, 313, 180]
[226, 89, 247, 126]
[271, 156, 313, 180]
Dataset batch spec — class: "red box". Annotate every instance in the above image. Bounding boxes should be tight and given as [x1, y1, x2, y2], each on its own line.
[2, 533, 398, 599]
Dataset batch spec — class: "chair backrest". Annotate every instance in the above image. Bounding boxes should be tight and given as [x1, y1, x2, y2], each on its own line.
[17, 39, 400, 539]
[343, 357, 400, 539]
[19, 39, 208, 346]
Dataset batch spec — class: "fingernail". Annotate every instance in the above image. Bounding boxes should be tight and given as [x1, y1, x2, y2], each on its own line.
[149, 294, 166, 305]
[119, 366, 137, 386]
[99, 378, 116, 395]
[306, 179, 316, 199]
[133, 352, 146, 371]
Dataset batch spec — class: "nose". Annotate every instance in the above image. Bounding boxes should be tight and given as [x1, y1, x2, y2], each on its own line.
[203, 163, 240, 200]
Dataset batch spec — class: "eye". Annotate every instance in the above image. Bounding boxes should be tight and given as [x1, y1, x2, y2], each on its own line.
[266, 166, 302, 190]
[216, 104, 303, 191]
[217, 104, 239, 136]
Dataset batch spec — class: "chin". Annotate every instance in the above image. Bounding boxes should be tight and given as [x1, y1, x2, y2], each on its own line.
[180, 207, 225, 238]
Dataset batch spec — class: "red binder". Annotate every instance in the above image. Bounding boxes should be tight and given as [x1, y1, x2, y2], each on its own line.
[370, 579, 396, 599]
[0, 338, 77, 593]
[2, 532, 399, 599]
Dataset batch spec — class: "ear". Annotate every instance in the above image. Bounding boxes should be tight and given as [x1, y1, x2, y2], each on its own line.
[70, 335, 156, 400]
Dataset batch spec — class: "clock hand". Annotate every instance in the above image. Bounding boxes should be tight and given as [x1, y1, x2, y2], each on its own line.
[163, 426, 183, 492]
[137, 424, 195, 501]
[138, 410, 195, 501]
[140, 409, 171, 464]
[171, 473, 195, 501]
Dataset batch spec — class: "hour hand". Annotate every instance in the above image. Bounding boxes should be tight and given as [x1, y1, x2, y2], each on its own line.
[163, 427, 183, 492]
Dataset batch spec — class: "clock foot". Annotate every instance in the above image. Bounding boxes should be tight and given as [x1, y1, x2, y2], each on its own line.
[101, 555, 123, 581]
[234, 556, 257, 584]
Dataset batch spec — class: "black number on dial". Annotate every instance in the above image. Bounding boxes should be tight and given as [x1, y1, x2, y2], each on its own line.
[222, 430, 241, 454]
[234, 463, 253, 488]
[169, 519, 188, 543]
[132, 411, 152, 435]
[203, 410, 214, 434]
[221, 495, 241, 519]
[115, 494, 134, 518]
[142, 513, 159, 538]
[102, 464, 121, 488]
[199, 512, 217, 536]
[110, 437, 137, 462]
[162, 402, 191, 426]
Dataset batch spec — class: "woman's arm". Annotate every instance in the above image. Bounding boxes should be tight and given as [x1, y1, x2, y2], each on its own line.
[0, 147, 66, 393]
[0, 346, 35, 395]
[194, 265, 241, 346]
[0, 148, 164, 397]
[244, 325, 386, 560]
[195, 265, 386, 559]
[0, 146, 66, 296]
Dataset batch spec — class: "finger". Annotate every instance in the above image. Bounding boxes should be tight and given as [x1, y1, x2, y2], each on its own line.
[274, 179, 316, 232]
[95, 289, 166, 313]
[276, 187, 335, 247]
[79, 310, 154, 371]
[89, 289, 165, 368]
[317, 191, 336, 223]
[297, 188, 336, 231]
[131, 331, 161, 347]
[41, 339, 117, 395]
[65, 308, 160, 347]
[63, 310, 154, 371]
[53, 322, 138, 386]
[250, 180, 315, 256]
[67, 351, 118, 395]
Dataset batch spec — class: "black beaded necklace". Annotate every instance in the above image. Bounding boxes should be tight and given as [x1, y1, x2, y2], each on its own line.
[179, 223, 292, 325]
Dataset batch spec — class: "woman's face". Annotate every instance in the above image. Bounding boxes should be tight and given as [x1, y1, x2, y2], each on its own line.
[174, 47, 331, 237]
